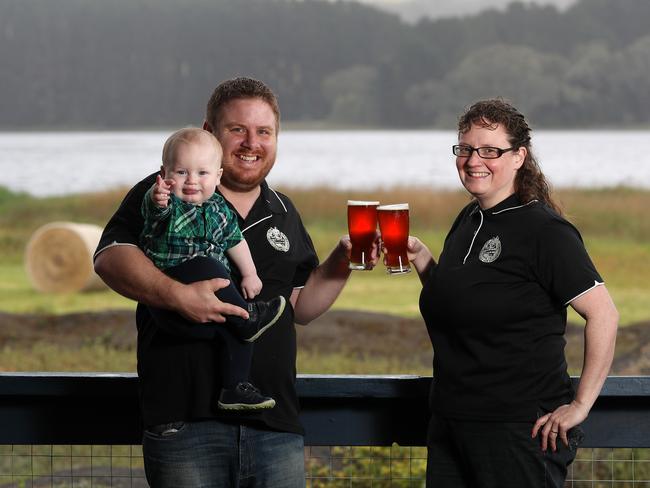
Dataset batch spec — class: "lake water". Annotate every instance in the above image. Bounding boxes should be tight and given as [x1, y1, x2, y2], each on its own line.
[1, 130, 648, 197]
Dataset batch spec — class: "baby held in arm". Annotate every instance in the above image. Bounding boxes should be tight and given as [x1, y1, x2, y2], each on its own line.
[140, 127, 286, 411]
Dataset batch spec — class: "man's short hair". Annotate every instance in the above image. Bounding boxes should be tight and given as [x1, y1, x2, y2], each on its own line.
[206, 77, 280, 131]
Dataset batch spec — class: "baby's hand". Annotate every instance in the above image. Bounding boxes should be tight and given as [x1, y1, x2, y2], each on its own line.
[151, 174, 175, 208]
[240, 274, 263, 300]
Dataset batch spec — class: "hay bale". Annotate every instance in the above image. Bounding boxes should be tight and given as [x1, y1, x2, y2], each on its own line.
[25, 222, 106, 293]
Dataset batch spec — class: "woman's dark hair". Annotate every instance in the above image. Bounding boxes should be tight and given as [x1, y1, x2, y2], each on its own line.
[457, 98, 561, 214]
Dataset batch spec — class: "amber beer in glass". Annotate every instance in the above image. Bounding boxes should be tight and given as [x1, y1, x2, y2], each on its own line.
[377, 204, 411, 274]
[347, 200, 379, 270]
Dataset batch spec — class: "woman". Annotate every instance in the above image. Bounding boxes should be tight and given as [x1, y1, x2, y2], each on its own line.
[408, 99, 618, 487]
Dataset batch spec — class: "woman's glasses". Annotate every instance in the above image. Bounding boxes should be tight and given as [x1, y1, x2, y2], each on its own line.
[452, 144, 515, 159]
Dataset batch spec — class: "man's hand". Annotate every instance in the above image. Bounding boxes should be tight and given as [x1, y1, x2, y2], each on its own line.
[170, 278, 249, 323]
[151, 174, 175, 208]
[341, 232, 381, 269]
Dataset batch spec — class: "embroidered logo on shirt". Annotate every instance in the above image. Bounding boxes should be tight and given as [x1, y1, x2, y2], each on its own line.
[479, 236, 501, 263]
[267, 227, 290, 252]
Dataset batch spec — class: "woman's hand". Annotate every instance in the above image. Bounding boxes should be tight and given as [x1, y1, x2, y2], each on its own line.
[531, 400, 589, 452]
[397, 236, 435, 284]
[406, 236, 428, 262]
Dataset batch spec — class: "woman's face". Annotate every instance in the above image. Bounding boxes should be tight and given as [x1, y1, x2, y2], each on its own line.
[456, 122, 526, 209]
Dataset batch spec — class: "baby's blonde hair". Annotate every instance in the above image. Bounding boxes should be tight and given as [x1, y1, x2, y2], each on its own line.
[162, 127, 222, 170]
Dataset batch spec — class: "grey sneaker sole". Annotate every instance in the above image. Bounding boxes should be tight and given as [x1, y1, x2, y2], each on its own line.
[245, 296, 286, 342]
[217, 398, 276, 410]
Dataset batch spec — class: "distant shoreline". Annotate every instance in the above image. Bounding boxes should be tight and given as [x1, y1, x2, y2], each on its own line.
[1, 124, 650, 133]
[3, 130, 650, 197]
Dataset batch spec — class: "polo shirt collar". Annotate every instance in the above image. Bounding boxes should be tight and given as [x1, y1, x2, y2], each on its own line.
[488, 194, 522, 214]
[259, 180, 288, 214]
[216, 180, 287, 217]
[469, 194, 535, 218]
[219, 180, 289, 234]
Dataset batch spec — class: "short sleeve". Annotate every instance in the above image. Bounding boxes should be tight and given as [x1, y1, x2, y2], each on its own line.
[290, 208, 319, 288]
[94, 172, 158, 259]
[534, 218, 603, 305]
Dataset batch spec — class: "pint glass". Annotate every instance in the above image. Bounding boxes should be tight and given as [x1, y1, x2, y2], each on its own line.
[377, 204, 411, 275]
[347, 200, 379, 270]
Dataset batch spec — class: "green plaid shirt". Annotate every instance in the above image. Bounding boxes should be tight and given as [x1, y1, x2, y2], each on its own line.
[140, 188, 243, 271]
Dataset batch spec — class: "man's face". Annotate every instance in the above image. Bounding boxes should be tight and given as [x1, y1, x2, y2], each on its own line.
[211, 98, 278, 192]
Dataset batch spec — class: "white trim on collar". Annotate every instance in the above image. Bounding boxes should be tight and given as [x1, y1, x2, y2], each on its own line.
[268, 187, 288, 213]
[241, 215, 273, 234]
[491, 200, 538, 215]
[463, 209, 484, 265]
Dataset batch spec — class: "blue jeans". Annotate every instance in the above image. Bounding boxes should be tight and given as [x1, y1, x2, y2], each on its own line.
[143, 420, 305, 487]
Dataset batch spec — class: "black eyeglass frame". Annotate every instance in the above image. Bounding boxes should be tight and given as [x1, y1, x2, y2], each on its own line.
[452, 144, 517, 159]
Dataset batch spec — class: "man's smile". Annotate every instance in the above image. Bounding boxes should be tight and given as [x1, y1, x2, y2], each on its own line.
[237, 154, 259, 162]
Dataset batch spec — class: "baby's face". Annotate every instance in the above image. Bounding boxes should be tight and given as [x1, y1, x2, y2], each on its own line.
[163, 141, 223, 205]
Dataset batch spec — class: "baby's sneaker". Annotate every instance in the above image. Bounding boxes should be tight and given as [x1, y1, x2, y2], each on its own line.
[235, 296, 286, 342]
[217, 382, 276, 410]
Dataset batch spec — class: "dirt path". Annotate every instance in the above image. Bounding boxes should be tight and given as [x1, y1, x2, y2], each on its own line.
[0, 310, 646, 374]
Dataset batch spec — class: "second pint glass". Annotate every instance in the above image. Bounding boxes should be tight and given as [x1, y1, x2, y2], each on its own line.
[347, 200, 379, 270]
[377, 203, 411, 275]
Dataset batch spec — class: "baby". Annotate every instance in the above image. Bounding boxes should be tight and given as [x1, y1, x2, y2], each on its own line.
[140, 127, 285, 411]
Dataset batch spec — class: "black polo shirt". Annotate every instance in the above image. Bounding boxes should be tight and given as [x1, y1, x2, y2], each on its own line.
[94, 172, 319, 433]
[419, 194, 603, 422]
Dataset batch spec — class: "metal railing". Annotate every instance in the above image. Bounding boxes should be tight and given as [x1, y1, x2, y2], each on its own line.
[1, 374, 649, 487]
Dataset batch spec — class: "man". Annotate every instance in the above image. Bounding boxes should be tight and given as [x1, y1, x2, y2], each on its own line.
[94, 77, 366, 487]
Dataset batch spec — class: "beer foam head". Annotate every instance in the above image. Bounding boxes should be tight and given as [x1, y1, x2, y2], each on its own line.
[347, 200, 380, 206]
[377, 203, 409, 210]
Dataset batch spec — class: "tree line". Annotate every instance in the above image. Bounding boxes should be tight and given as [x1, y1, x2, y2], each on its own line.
[1, 0, 649, 129]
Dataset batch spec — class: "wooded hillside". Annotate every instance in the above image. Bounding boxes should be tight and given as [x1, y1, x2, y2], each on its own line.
[2, 0, 649, 128]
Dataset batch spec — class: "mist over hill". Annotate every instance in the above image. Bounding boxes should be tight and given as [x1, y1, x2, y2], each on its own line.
[1, 0, 649, 129]
[349, 0, 578, 22]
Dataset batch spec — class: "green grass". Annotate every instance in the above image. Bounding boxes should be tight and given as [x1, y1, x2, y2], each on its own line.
[1, 186, 649, 323]
[0, 263, 134, 314]
[0, 343, 137, 372]
[0, 186, 649, 373]
[297, 349, 431, 375]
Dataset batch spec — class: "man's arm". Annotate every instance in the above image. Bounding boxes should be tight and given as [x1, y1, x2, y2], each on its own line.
[95, 172, 248, 322]
[292, 237, 361, 325]
[95, 245, 247, 322]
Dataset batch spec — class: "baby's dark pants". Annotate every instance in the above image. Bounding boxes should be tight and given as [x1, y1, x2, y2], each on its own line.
[148, 256, 252, 389]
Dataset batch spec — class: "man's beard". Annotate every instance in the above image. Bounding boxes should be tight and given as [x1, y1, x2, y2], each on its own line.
[220, 160, 275, 192]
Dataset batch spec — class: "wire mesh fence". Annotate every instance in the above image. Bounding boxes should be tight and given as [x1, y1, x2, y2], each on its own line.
[568, 448, 650, 488]
[0, 445, 146, 488]
[2, 445, 650, 487]
[305, 446, 427, 487]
